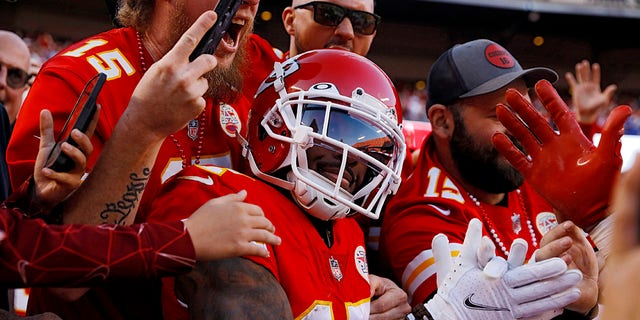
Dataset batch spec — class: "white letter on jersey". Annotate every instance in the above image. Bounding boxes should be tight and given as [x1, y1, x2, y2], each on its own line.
[424, 167, 464, 203]
[87, 49, 135, 80]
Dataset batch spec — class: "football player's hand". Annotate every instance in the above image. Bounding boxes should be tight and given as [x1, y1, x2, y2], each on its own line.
[565, 60, 617, 124]
[493, 79, 631, 229]
[369, 274, 412, 320]
[420, 218, 581, 320]
[32, 108, 98, 211]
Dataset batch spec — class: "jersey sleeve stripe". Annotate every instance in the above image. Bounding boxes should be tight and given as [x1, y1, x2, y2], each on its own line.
[401, 244, 463, 301]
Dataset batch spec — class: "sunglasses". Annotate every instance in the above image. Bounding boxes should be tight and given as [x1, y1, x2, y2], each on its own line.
[294, 1, 381, 36]
[1, 61, 32, 89]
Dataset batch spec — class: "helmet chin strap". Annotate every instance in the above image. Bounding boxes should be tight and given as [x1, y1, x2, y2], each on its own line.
[287, 169, 351, 221]
[273, 61, 288, 99]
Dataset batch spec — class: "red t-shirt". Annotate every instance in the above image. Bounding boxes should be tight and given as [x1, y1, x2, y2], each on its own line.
[148, 165, 372, 319]
[379, 137, 558, 306]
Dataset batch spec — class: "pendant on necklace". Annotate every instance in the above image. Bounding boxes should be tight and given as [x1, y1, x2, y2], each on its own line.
[511, 213, 522, 234]
[187, 119, 199, 141]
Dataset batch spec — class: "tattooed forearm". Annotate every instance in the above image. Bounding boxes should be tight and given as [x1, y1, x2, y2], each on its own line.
[175, 258, 293, 320]
[100, 168, 150, 225]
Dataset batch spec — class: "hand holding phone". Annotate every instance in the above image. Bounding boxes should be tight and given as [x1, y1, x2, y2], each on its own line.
[44, 72, 106, 172]
[189, 0, 243, 61]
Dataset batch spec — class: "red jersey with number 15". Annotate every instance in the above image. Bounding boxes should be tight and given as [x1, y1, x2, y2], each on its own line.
[6, 27, 250, 319]
[149, 165, 372, 320]
[7, 27, 250, 223]
[379, 137, 558, 306]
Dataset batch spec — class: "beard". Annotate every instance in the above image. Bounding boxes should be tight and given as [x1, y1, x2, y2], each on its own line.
[449, 111, 524, 194]
[169, 5, 249, 103]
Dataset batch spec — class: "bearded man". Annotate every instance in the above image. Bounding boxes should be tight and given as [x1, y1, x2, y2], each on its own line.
[6, 1, 261, 318]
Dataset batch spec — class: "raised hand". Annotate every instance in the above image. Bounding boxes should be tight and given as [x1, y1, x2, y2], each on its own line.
[493, 79, 631, 229]
[32, 108, 98, 212]
[565, 60, 617, 124]
[122, 10, 219, 141]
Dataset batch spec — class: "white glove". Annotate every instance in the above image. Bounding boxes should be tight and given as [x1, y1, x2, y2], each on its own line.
[422, 218, 582, 320]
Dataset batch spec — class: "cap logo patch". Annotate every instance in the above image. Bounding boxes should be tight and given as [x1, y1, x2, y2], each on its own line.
[485, 43, 515, 69]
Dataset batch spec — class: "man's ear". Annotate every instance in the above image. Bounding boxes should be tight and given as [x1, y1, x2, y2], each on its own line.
[282, 7, 295, 35]
[428, 104, 455, 138]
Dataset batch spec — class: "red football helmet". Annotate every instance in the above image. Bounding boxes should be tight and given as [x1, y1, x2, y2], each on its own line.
[241, 49, 406, 220]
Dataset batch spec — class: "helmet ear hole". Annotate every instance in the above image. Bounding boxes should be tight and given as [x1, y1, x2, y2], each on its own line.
[258, 125, 268, 141]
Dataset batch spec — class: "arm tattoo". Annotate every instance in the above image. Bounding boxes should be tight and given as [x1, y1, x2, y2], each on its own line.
[99, 168, 150, 225]
[175, 258, 293, 319]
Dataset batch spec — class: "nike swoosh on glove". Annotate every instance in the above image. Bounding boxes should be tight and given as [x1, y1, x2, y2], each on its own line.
[421, 219, 582, 320]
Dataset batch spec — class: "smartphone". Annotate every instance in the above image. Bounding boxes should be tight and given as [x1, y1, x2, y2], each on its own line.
[44, 72, 106, 172]
[189, 0, 243, 62]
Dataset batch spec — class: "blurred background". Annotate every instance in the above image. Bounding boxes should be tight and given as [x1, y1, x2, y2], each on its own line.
[2, 0, 640, 122]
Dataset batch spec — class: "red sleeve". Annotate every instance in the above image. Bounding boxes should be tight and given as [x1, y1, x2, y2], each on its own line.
[0, 206, 195, 287]
[381, 201, 468, 306]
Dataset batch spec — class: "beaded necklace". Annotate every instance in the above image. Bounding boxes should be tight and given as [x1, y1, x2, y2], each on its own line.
[136, 32, 205, 168]
[467, 189, 538, 256]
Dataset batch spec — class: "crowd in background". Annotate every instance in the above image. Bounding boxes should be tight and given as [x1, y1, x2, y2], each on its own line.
[10, 30, 640, 135]
[2, 1, 640, 319]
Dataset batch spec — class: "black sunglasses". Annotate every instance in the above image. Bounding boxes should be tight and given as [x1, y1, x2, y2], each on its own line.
[294, 1, 381, 36]
[1, 61, 32, 89]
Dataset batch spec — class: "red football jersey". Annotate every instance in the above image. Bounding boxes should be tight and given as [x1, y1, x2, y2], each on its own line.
[7, 27, 249, 222]
[379, 137, 558, 306]
[149, 165, 372, 319]
[6, 27, 249, 319]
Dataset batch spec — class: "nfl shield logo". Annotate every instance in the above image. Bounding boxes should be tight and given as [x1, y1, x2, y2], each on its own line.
[329, 256, 342, 281]
[187, 119, 199, 141]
